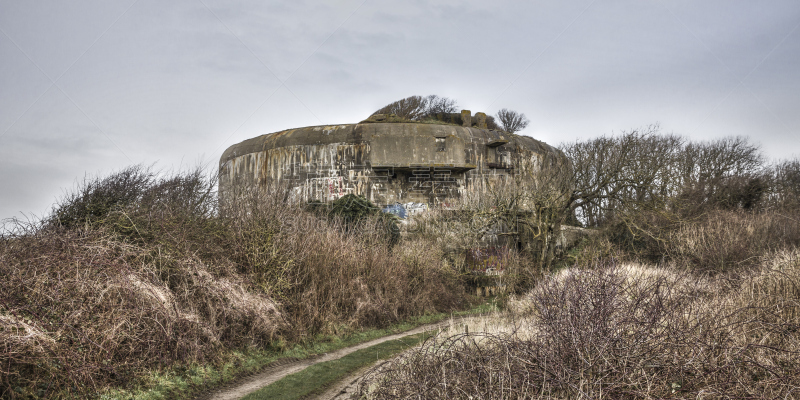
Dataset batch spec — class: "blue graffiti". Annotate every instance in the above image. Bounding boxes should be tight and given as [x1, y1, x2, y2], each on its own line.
[382, 203, 407, 219]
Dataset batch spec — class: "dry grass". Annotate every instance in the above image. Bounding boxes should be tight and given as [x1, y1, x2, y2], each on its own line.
[664, 210, 800, 272]
[0, 167, 466, 398]
[357, 253, 800, 399]
[223, 186, 465, 337]
[0, 228, 283, 398]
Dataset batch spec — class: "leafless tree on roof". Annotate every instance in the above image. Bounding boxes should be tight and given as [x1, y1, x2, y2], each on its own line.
[495, 108, 530, 133]
[372, 95, 458, 121]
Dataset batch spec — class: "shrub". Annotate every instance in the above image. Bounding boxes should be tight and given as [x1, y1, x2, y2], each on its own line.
[49, 165, 155, 229]
[358, 257, 800, 399]
[306, 194, 400, 246]
[662, 210, 800, 272]
[0, 227, 282, 398]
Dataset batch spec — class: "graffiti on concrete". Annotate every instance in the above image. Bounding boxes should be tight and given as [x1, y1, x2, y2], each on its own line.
[382, 203, 407, 219]
[381, 202, 428, 219]
[383, 201, 428, 219]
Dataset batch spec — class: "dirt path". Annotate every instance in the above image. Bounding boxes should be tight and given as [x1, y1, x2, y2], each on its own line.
[199, 319, 460, 400]
[311, 361, 382, 400]
[312, 358, 398, 400]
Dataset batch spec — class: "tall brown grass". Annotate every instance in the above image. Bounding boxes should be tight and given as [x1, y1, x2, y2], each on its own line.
[664, 210, 800, 272]
[0, 227, 283, 398]
[0, 166, 465, 398]
[594, 207, 800, 274]
[221, 185, 465, 337]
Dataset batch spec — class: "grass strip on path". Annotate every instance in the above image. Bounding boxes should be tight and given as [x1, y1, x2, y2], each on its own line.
[241, 331, 432, 400]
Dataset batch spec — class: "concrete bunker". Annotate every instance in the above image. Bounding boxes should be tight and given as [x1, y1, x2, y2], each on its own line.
[218, 110, 562, 209]
[219, 111, 569, 294]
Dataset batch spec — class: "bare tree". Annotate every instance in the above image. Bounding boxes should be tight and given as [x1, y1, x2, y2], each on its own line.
[433, 145, 574, 274]
[674, 137, 765, 213]
[372, 95, 426, 120]
[561, 127, 684, 228]
[424, 95, 458, 116]
[560, 129, 775, 259]
[372, 95, 458, 121]
[408, 126, 771, 273]
[495, 108, 530, 133]
[770, 158, 800, 211]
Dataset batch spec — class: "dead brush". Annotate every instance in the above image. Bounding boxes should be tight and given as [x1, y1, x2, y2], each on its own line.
[220, 185, 465, 338]
[357, 256, 800, 399]
[0, 225, 283, 399]
[665, 210, 800, 272]
[0, 166, 469, 398]
[263, 212, 465, 337]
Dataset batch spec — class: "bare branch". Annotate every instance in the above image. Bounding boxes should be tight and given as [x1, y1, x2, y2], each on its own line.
[495, 108, 530, 133]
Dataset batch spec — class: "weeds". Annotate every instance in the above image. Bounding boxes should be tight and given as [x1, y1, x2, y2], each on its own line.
[0, 166, 466, 398]
[358, 256, 800, 399]
[664, 209, 800, 271]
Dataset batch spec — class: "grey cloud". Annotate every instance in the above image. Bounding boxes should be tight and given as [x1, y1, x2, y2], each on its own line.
[1, 0, 798, 220]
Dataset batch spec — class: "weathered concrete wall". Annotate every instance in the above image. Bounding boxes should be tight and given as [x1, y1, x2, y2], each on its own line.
[219, 122, 561, 207]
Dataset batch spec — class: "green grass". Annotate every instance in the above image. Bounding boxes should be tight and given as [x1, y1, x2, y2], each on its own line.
[242, 331, 432, 400]
[99, 300, 496, 400]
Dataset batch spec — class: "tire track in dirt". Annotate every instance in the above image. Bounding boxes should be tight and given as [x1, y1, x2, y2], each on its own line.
[198, 317, 471, 400]
[311, 360, 390, 400]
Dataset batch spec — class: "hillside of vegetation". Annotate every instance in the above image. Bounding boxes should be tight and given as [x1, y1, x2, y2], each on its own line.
[2, 129, 798, 399]
[359, 254, 800, 398]
[0, 167, 466, 398]
[356, 130, 800, 399]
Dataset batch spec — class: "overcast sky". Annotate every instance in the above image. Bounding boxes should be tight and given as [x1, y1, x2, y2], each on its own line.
[1, 0, 798, 221]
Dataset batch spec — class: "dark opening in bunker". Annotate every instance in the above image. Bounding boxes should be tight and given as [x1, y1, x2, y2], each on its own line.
[436, 137, 446, 152]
